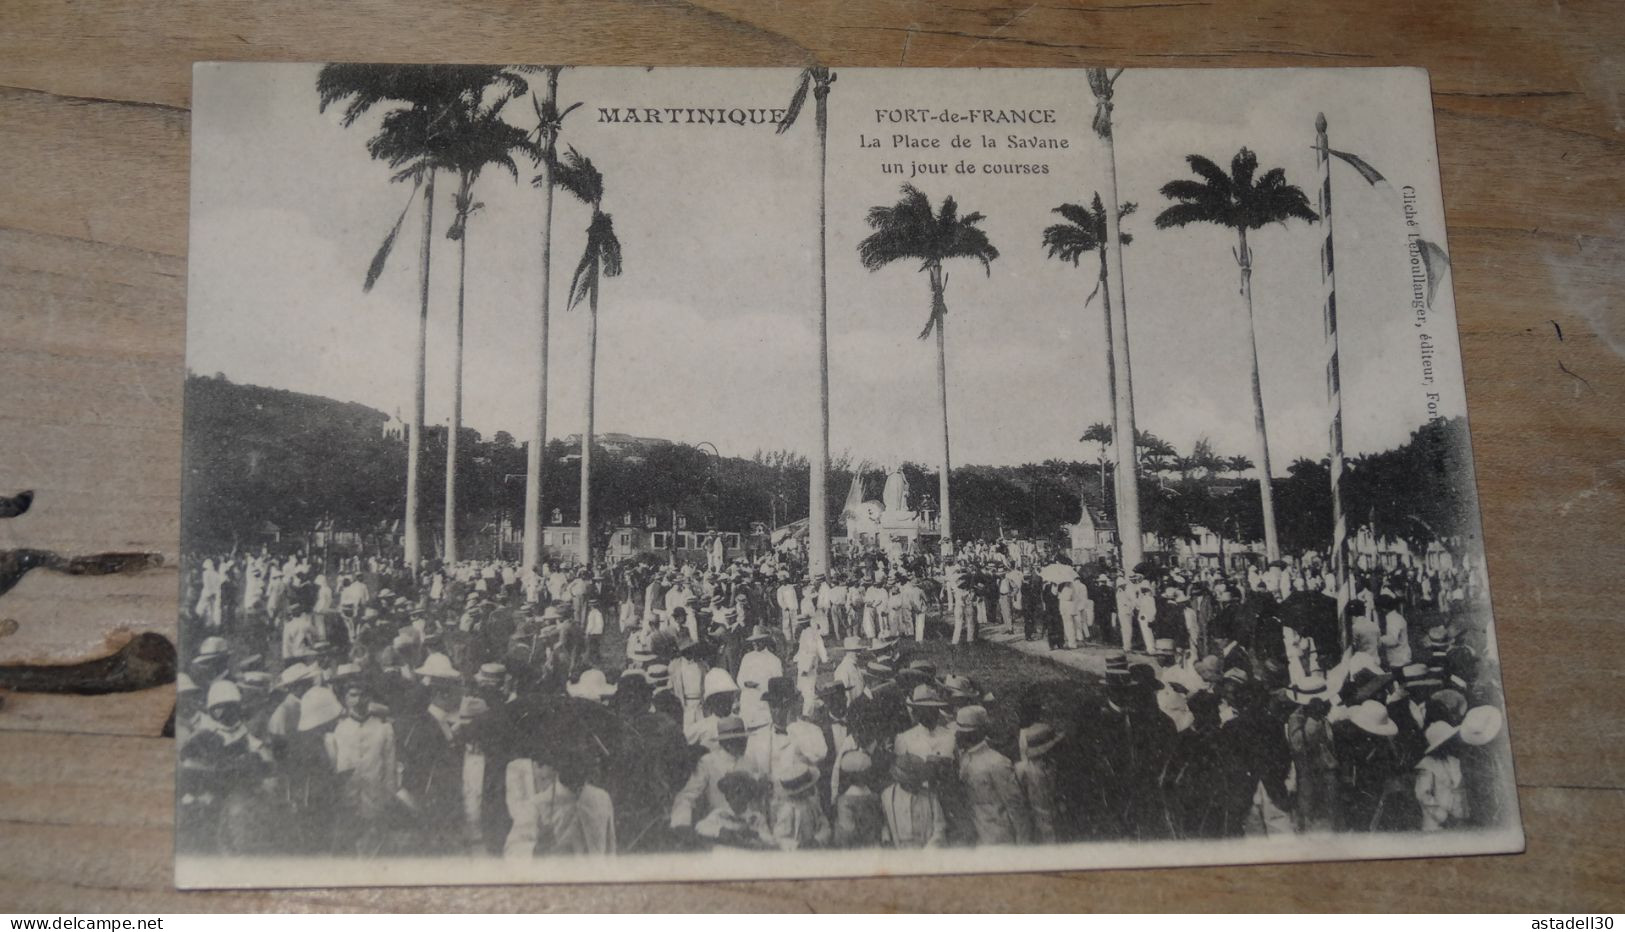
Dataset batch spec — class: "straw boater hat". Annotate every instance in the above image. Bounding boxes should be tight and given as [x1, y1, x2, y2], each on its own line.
[1104, 652, 1130, 681]
[905, 684, 947, 709]
[237, 675, 271, 704]
[1423, 720, 1460, 756]
[414, 652, 461, 682]
[1459, 705, 1504, 746]
[474, 663, 507, 688]
[1021, 723, 1063, 758]
[645, 664, 671, 689]
[714, 715, 749, 743]
[745, 625, 774, 644]
[1153, 638, 1177, 656]
[275, 662, 317, 690]
[1349, 699, 1399, 737]
[904, 659, 938, 680]
[941, 674, 992, 706]
[195, 636, 229, 659]
[951, 705, 991, 734]
[779, 763, 820, 798]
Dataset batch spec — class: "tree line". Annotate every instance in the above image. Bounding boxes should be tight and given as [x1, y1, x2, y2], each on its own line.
[183, 374, 1479, 564]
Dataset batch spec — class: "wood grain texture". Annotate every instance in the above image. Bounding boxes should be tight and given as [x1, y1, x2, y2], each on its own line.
[0, 0, 1621, 912]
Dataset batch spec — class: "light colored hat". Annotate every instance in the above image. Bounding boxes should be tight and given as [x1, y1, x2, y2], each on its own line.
[195, 636, 229, 659]
[746, 625, 774, 643]
[297, 686, 342, 732]
[1423, 720, 1460, 755]
[1349, 699, 1399, 737]
[176, 672, 200, 696]
[1022, 723, 1063, 758]
[1459, 705, 1504, 746]
[1194, 656, 1222, 684]
[276, 662, 317, 690]
[906, 684, 947, 708]
[414, 652, 461, 682]
[778, 763, 819, 797]
[332, 663, 362, 683]
[456, 696, 490, 720]
[951, 704, 991, 734]
[702, 667, 739, 700]
[1289, 673, 1329, 704]
[475, 663, 507, 687]
[715, 715, 748, 742]
[1153, 638, 1177, 655]
[840, 636, 867, 652]
[565, 668, 618, 701]
[205, 679, 242, 709]
[838, 749, 873, 775]
[238, 671, 274, 693]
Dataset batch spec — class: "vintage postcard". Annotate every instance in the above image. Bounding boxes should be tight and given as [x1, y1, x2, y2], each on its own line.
[176, 63, 1520, 888]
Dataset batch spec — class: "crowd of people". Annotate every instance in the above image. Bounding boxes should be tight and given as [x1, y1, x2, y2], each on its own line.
[174, 538, 1509, 862]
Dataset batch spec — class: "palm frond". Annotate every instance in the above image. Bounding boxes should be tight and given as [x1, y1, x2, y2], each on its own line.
[363, 180, 420, 292]
[1230, 147, 1259, 193]
[1051, 202, 1099, 233]
[1153, 201, 1218, 230]
[553, 146, 604, 205]
[776, 70, 813, 134]
[1041, 222, 1093, 265]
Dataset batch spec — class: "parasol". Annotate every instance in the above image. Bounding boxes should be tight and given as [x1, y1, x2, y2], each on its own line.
[1039, 563, 1080, 584]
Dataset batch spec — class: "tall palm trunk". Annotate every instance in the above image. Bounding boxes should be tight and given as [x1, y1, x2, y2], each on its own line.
[930, 264, 953, 551]
[523, 71, 558, 573]
[405, 169, 436, 569]
[445, 174, 471, 565]
[579, 292, 597, 567]
[1237, 227, 1280, 560]
[1099, 117, 1143, 569]
[1096, 251, 1121, 529]
[807, 85, 832, 576]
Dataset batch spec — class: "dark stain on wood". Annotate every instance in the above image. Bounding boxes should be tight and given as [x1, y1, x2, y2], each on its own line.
[0, 630, 175, 695]
[0, 490, 34, 518]
[0, 549, 164, 598]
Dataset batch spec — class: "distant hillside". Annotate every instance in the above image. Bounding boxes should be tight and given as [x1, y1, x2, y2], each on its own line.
[179, 375, 1478, 559]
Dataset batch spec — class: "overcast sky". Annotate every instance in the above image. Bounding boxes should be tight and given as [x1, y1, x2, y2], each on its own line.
[188, 64, 1466, 474]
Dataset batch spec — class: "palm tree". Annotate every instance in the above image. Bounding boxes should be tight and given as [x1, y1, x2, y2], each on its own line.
[316, 64, 506, 568]
[1080, 421, 1114, 502]
[1155, 146, 1317, 561]
[776, 66, 837, 577]
[438, 78, 532, 564]
[1223, 454, 1256, 476]
[520, 67, 584, 573]
[857, 184, 999, 551]
[1044, 193, 1136, 539]
[1086, 66, 1144, 571]
[556, 148, 624, 567]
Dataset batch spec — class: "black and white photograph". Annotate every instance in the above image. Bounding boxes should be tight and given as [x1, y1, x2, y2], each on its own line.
[175, 63, 1521, 888]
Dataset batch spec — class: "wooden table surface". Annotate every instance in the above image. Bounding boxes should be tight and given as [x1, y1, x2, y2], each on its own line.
[2, 0, 1622, 913]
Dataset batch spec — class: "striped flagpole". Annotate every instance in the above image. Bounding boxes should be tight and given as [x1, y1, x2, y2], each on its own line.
[1317, 113, 1351, 652]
